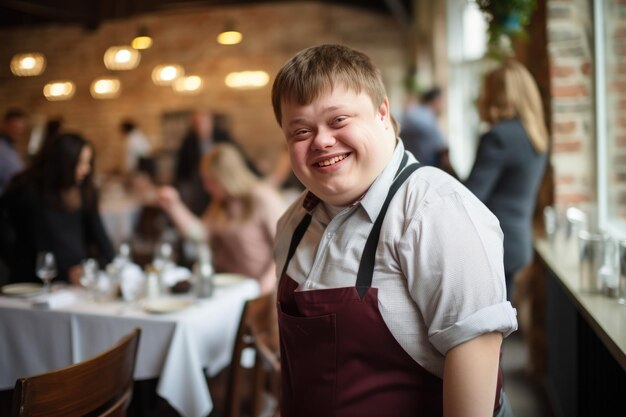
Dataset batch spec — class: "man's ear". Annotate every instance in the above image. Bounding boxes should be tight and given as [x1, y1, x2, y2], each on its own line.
[378, 97, 391, 128]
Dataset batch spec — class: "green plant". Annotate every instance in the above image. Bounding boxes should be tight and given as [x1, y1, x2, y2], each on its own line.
[475, 0, 537, 55]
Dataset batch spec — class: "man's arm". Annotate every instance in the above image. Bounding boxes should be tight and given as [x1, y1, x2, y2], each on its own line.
[443, 332, 502, 417]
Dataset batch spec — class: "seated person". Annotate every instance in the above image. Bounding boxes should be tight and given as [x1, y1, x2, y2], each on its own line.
[157, 143, 285, 294]
[0, 133, 114, 284]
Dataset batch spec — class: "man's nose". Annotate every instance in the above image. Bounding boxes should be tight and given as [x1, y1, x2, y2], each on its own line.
[310, 127, 336, 150]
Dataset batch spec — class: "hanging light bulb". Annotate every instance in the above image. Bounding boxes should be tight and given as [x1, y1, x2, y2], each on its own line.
[10, 53, 46, 76]
[217, 22, 242, 45]
[132, 26, 153, 50]
[103, 46, 141, 70]
[90, 77, 121, 99]
[173, 75, 203, 94]
[152, 64, 184, 86]
[225, 71, 269, 89]
[43, 81, 75, 101]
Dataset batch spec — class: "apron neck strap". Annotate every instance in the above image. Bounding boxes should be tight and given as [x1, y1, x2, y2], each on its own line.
[280, 211, 311, 278]
[281, 152, 421, 298]
[355, 160, 422, 299]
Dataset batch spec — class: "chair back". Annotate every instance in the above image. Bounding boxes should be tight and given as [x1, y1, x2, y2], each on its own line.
[225, 292, 280, 417]
[12, 328, 141, 417]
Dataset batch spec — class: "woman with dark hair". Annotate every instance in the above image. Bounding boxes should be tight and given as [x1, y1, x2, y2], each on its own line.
[0, 133, 114, 284]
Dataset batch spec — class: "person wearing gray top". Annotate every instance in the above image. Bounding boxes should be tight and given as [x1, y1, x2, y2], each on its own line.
[465, 60, 549, 300]
[400, 87, 447, 167]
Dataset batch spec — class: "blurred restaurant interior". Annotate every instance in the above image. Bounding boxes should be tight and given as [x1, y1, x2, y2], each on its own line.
[1, 0, 625, 416]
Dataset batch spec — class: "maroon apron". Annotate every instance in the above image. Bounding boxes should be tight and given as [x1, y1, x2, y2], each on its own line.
[277, 155, 502, 417]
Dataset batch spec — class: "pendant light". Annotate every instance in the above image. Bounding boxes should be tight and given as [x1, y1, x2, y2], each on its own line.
[217, 22, 242, 45]
[173, 75, 203, 94]
[225, 71, 269, 89]
[152, 64, 184, 86]
[132, 26, 153, 50]
[90, 77, 121, 99]
[43, 81, 75, 101]
[11, 53, 46, 76]
[103, 46, 141, 71]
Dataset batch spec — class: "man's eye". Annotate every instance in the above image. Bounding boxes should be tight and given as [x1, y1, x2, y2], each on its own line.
[334, 116, 347, 124]
[292, 129, 310, 140]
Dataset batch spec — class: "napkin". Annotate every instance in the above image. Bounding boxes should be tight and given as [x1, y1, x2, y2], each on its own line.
[32, 291, 77, 310]
[161, 265, 192, 287]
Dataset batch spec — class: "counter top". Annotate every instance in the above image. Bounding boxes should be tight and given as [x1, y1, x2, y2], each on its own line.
[535, 235, 626, 371]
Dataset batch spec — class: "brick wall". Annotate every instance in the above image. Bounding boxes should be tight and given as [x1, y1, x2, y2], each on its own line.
[547, 0, 595, 208]
[0, 3, 406, 176]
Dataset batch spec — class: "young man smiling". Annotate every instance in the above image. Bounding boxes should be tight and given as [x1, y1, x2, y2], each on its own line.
[271, 44, 516, 417]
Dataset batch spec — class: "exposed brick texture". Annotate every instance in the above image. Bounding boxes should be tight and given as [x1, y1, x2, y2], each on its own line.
[0, 3, 406, 175]
[547, 0, 596, 209]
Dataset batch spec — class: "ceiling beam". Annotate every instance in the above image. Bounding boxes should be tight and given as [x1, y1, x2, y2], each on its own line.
[0, 0, 87, 20]
[383, 0, 410, 31]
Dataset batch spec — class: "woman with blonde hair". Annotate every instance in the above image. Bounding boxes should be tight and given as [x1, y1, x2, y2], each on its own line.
[465, 59, 548, 300]
[158, 143, 285, 293]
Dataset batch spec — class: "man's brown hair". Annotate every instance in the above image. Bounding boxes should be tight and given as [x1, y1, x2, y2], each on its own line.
[271, 44, 397, 133]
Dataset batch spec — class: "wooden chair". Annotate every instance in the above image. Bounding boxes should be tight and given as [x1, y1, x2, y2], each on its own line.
[12, 328, 141, 417]
[225, 292, 281, 417]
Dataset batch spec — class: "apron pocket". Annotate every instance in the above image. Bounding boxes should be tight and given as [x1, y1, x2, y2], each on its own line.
[278, 303, 337, 417]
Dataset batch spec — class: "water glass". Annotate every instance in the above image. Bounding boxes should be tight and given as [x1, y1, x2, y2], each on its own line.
[35, 251, 57, 293]
[543, 206, 557, 245]
[80, 258, 99, 297]
[578, 230, 605, 294]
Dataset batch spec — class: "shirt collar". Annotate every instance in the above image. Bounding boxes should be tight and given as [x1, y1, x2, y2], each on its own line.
[358, 140, 408, 222]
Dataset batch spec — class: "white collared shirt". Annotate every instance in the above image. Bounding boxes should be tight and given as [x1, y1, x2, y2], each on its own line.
[274, 141, 517, 378]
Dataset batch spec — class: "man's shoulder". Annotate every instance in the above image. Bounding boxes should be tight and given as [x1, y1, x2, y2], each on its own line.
[400, 166, 472, 212]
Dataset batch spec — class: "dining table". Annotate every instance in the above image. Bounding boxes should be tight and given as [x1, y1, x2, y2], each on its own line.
[0, 275, 260, 417]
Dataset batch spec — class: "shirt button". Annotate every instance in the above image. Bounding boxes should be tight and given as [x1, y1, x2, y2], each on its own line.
[306, 281, 315, 289]
[327, 233, 333, 239]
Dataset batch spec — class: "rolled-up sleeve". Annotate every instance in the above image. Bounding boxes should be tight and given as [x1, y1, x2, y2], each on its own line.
[398, 189, 517, 355]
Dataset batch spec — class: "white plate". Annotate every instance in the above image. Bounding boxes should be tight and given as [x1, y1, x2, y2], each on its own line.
[141, 297, 194, 314]
[213, 273, 247, 287]
[1, 283, 44, 297]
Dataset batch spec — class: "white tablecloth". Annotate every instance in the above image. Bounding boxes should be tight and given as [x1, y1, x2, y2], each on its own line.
[0, 278, 260, 417]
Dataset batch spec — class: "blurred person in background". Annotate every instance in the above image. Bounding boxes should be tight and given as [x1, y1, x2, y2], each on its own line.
[158, 143, 285, 294]
[173, 110, 235, 215]
[465, 59, 548, 300]
[0, 133, 114, 284]
[173, 110, 261, 215]
[120, 119, 155, 180]
[0, 109, 28, 196]
[40, 117, 64, 152]
[400, 87, 455, 176]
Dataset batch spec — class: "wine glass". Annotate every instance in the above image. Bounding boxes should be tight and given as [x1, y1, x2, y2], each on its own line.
[80, 258, 99, 298]
[36, 251, 57, 293]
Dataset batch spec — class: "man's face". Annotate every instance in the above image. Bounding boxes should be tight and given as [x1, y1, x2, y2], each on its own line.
[280, 86, 395, 206]
[4, 117, 26, 140]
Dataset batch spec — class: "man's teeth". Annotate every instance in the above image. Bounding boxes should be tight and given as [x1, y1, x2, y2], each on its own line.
[318, 154, 347, 167]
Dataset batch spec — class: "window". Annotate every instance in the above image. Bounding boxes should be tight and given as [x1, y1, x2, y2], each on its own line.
[595, 0, 626, 236]
[446, 0, 489, 178]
